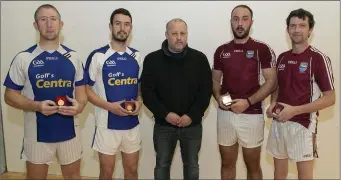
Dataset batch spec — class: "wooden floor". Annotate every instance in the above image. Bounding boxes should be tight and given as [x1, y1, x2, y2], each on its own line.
[1, 172, 96, 179]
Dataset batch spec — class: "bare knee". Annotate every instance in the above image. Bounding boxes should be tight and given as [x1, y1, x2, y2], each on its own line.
[297, 160, 314, 180]
[61, 159, 81, 180]
[298, 173, 313, 180]
[98, 153, 116, 179]
[221, 157, 237, 170]
[62, 169, 80, 180]
[125, 163, 138, 173]
[63, 171, 80, 180]
[122, 151, 139, 179]
[274, 169, 288, 180]
[100, 162, 115, 179]
[26, 161, 48, 180]
[244, 157, 261, 172]
[123, 163, 138, 178]
[243, 147, 261, 172]
[274, 158, 288, 180]
[220, 144, 239, 169]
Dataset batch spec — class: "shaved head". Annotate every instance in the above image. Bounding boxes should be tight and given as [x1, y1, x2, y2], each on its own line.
[166, 18, 187, 32]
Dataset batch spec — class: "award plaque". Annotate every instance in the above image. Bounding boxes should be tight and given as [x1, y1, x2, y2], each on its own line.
[125, 101, 136, 112]
[56, 96, 67, 106]
[221, 94, 233, 106]
[272, 103, 284, 115]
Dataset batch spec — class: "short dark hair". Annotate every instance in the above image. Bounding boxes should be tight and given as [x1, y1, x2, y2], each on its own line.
[34, 4, 61, 22]
[110, 8, 132, 25]
[286, 8, 315, 29]
[231, 4, 253, 19]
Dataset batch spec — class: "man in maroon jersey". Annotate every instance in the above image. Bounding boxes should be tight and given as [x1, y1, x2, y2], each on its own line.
[212, 4, 277, 179]
[266, 8, 335, 180]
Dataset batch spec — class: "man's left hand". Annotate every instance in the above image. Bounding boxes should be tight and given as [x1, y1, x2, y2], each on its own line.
[276, 102, 298, 122]
[58, 96, 81, 116]
[230, 99, 249, 114]
[177, 114, 192, 127]
[130, 97, 143, 116]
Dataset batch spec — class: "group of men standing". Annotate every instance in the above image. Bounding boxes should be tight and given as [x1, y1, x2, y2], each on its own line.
[3, 3, 335, 180]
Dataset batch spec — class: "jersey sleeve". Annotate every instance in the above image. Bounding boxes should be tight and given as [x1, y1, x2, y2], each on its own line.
[275, 53, 285, 69]
[259, 44, 276, 69]
[135, 52, 143, 81]
[314, 53, 335, 92]
[85, 51, 99, 86]
[72, 52, 87, 86]
[3, 53, 26, 90]
[213, 46, 223, 71]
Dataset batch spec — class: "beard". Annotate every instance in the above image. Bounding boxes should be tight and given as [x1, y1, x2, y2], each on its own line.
[112, 31, 129, 42]
[232, 26, 251, 39]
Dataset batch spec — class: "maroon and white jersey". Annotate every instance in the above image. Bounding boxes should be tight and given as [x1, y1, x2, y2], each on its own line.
[276, 46, 334, 132]
[213, 38, 276, 114]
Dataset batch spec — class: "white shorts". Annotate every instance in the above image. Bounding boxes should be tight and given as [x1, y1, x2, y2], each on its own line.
[92, 125, 141, 155]
[266, 120, 318, 162]
[217, 109, 265, 148]
[21, 135, 82, 165]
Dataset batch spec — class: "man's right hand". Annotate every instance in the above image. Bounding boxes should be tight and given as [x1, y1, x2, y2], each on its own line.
[107, 100, 131, 116]
[217, 95, 231, 111]
[165, 112, 181, 126]
[38, 100, 59, 116]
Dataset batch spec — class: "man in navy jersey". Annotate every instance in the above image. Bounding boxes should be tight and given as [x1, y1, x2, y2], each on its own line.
[4, 4, 87, 179]
[85, 8, 142, 180]
[266, 8, 335, 179]
[212, 4, 277, 179]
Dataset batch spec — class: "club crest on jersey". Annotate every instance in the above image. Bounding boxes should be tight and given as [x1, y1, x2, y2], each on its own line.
[246, 50, 254, 58]
[299, 62, 308, 72]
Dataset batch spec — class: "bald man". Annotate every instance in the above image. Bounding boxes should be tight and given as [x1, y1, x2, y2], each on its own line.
[141, 18, 212, 180]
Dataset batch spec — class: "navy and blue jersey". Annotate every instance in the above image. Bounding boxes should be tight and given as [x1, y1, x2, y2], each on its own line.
[4, 44, 86, 143]
[85, 44, 142, 130]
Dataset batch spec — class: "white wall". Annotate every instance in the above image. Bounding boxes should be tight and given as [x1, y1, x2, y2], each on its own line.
[1, 1, 340, 179]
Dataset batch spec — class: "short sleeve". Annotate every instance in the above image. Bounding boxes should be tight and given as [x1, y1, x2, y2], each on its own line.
[3, 53, 26, 90]
[259, 44, 276, 69]
[85, 51, 99, 86]
[314, 54, 335, 92]
[74, 52, 87, 86]
[135, 52, 143, 81]
[213, 46, 223, 71]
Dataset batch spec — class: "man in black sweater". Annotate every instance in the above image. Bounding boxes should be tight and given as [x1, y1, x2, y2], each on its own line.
[141, 18, 212, 180]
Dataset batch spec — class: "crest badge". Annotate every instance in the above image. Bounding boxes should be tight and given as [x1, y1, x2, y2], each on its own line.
[246, 50, 254, 58]
[299, 62, 308, 72]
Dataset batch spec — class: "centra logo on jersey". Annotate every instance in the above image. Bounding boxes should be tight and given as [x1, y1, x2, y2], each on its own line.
[36, 79, 72, 88]
[108, 77, 138, 86]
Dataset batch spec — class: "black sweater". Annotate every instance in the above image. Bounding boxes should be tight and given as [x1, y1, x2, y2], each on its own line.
[141, 40, 212, 127]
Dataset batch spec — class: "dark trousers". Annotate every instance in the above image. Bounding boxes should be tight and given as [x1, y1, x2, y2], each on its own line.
[153, 123, 202, 180]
